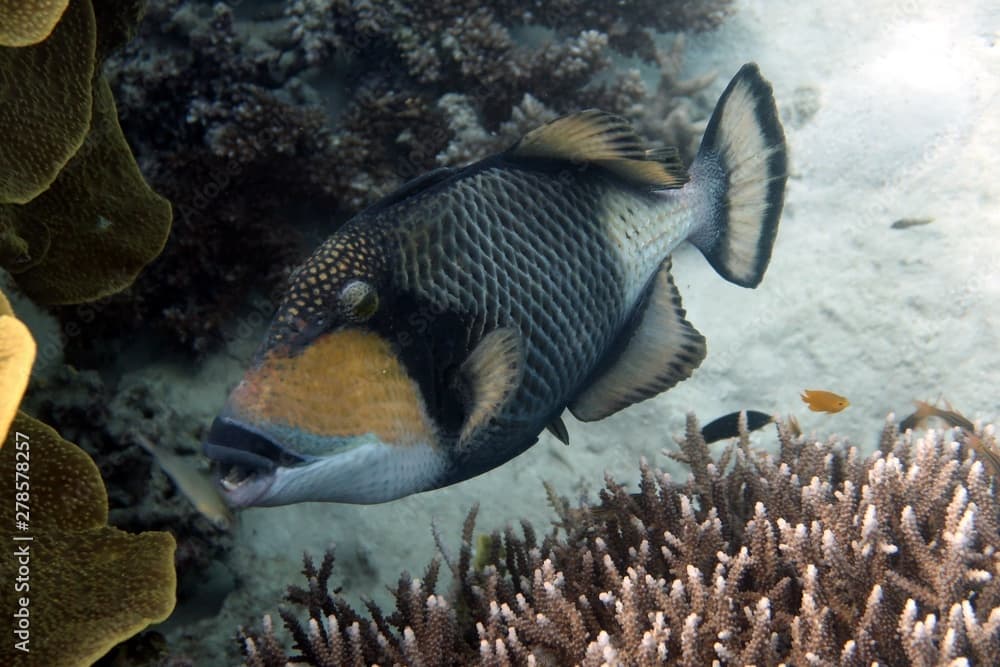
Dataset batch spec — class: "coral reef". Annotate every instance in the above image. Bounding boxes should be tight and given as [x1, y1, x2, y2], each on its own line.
[24, 366, 233, 578]
[240, 415, 1000, 666]
[0, 0, 70, 46]
[66, 0, 726, 355]
[0, 412, 177, 666]
[0, 0, 172, 304]
[0, 352, 176, 667]
[503, 0, 732, 62]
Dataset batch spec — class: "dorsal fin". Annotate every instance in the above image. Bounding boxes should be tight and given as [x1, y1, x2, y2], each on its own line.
[364, 167, 458, 215]
[509, 110, 688, 189]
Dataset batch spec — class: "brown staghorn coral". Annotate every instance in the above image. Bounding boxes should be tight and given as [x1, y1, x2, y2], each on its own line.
[239, 415, 1000, 666]
[56, 0, 726, 355]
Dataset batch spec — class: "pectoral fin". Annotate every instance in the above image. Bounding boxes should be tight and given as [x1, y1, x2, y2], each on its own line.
[457, 328, 523, 449]
[570, 260, 706, 421]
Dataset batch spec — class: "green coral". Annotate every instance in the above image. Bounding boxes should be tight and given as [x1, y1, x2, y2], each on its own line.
[0, 290, 35, 442]
[0, 3, 179, 662]
[0, 0, 94, 205]
[0, 0, 71, 47]
[0, 412, 177, 666]
[0, 0, 171, 304]
[4, 77, 172, 303]
[0, 286, 177, 666]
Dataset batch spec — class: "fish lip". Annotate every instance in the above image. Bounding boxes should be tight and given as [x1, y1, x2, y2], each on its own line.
[202, 441, 276, 473]
[202, 416, 311, 508]
[217, 468, 277, 509]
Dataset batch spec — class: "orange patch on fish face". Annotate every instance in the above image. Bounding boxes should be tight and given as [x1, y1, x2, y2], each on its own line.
[228, 329, 436, 447]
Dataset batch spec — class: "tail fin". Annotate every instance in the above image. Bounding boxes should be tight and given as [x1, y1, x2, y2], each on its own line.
[688, 63, 787, 288]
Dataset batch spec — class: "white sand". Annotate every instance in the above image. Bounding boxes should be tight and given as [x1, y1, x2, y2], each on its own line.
[676, 0, 1000, 447]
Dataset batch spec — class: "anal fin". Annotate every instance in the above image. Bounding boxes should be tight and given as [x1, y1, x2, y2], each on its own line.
[569, 260, 706, 422]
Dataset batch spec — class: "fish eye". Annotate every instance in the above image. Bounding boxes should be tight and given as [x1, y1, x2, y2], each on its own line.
[340, 279, 378, 322]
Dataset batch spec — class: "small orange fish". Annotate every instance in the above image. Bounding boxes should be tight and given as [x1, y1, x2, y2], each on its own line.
[801, 389, 850, 414]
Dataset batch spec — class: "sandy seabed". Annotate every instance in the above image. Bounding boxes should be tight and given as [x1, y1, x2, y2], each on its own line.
[135, 0, 998, 659]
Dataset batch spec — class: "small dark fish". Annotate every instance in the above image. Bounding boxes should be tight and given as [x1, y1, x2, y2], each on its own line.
[700, 410, 773, 444]
[890, 217, 933, 229]
[204, 64, 788, 507]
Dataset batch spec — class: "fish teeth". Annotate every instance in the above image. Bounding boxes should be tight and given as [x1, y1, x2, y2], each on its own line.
[222, 465, 253, 490]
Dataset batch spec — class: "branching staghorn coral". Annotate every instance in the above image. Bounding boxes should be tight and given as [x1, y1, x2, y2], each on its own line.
[240, 415, 1000, 666]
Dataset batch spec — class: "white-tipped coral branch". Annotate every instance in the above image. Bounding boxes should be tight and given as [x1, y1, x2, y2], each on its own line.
[240, 415, 999, 666]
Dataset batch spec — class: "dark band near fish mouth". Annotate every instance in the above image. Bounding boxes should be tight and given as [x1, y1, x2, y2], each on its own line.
[203, 417, 316, 507]
[202, 417, 310, 473]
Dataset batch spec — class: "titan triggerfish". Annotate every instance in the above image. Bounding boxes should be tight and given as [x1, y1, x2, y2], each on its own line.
[204, 63, 788, 507]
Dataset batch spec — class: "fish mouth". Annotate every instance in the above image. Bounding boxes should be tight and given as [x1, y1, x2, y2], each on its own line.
[202, 417, 310, 508]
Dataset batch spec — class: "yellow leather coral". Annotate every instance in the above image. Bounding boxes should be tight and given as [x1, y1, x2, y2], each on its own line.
[0, 0, 94, 204]
[0, 290, 177, 665]
[0, 0, 173, 304]
[0, 290, 34, 443]
[0, 0, 70, 47]
[0, 413, 177, 666]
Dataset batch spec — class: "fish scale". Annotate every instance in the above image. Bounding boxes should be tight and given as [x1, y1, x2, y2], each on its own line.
[384, 164, 631, 450]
